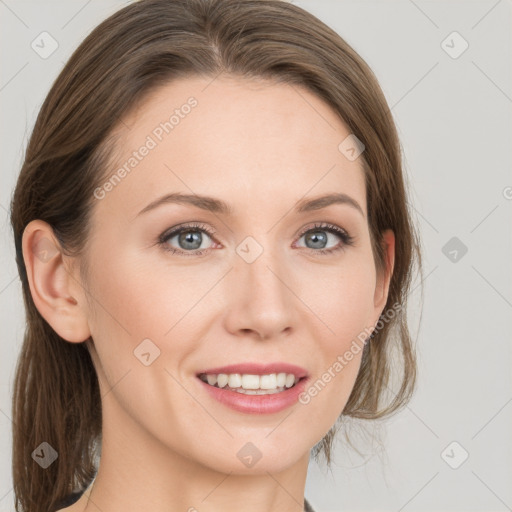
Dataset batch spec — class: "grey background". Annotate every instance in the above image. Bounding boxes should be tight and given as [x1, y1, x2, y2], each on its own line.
[1, 1, 511, 511]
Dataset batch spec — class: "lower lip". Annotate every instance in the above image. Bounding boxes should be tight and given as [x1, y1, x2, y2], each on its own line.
[197, 376, 309, 414]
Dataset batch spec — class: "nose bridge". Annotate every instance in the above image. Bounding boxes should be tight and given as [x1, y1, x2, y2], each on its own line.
[225, 232, 296, 337]
[237, 232, 286, 290]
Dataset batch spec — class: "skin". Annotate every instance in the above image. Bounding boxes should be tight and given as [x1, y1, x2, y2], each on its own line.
[22, 75, 394, 512]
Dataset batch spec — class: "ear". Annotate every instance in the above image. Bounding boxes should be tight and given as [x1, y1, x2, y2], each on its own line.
[373, 229, 395, 314]
[22, 219, 91, 343]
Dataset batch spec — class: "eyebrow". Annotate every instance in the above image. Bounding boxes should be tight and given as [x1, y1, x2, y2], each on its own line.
[136, 192, 365, 218]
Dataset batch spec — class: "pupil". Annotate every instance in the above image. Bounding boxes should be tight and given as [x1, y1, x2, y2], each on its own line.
[307, 231, 326, 249]
[180, 231, 201, 250]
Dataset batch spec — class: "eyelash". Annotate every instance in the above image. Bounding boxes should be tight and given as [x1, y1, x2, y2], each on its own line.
[157, 221, 355, 257]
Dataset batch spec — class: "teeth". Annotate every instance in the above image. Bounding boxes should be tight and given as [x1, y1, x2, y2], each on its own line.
[242, 374, 260, 389]
[217, 374, 228, 388]
[206, 374, 217, 386]
[285, 373, 295, 388]
[234, 387, 285, 395]
[199, 372, 299, 391]
[260, 374, 277, 389]
[228, 374, 242, 388]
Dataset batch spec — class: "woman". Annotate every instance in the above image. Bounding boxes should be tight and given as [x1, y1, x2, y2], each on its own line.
[10, 1, 421, 511]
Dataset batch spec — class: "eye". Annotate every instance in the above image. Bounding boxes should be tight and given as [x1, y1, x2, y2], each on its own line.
[158, 222, 217, 257]
[294, 222, 355, 255]
[157, 221, 354, 257]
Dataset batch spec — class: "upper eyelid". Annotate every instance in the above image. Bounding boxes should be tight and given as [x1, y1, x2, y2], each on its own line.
[160, 222, 215, 238]
[160, 221, 352, 246]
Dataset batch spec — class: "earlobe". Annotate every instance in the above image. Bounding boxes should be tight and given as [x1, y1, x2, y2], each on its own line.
[373, 229, 395, 310]
[22, 219, 91, 343]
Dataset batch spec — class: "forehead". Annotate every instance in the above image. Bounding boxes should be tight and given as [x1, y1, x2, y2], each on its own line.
[95, 75, 367, 220]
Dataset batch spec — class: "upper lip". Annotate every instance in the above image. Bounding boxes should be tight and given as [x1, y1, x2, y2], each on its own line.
[196, 362, 308, 379]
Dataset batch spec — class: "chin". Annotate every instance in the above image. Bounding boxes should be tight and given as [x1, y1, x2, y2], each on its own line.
[195, 436, 310, 475]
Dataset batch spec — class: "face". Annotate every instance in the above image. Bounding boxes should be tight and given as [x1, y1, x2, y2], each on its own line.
[77, 75, 392, 474]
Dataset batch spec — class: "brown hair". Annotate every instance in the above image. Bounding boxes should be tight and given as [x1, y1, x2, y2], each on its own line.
[10, 0, 422, 510]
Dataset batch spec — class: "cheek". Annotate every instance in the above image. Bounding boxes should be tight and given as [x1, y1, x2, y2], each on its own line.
[297, 256, 375, 409]
[304, 253, 377, 346]
[88, 253, 191, 340]
[84, 251, 211, 397]
[83, 257, 203, 438]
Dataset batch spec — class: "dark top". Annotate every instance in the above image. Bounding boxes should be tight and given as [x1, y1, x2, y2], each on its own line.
[304, 497, 316, 511]
[54, 492, 83, 510]
[56, 492, 316, 511]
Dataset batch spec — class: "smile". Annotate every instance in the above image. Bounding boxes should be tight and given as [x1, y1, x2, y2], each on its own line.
[198, 372, 301, 394]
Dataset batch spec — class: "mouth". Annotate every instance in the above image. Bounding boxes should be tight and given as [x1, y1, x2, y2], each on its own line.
[197, 372, 306, 395]
[195, 362, 308, 396]
[195, 363, 310, 414]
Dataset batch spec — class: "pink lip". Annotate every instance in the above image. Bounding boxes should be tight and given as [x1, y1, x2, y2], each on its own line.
[197, 375, 310, 414]
[196, 362, 308, 379]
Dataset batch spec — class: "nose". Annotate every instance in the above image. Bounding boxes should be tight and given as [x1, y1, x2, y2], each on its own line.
[222, 241, 299, 341]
